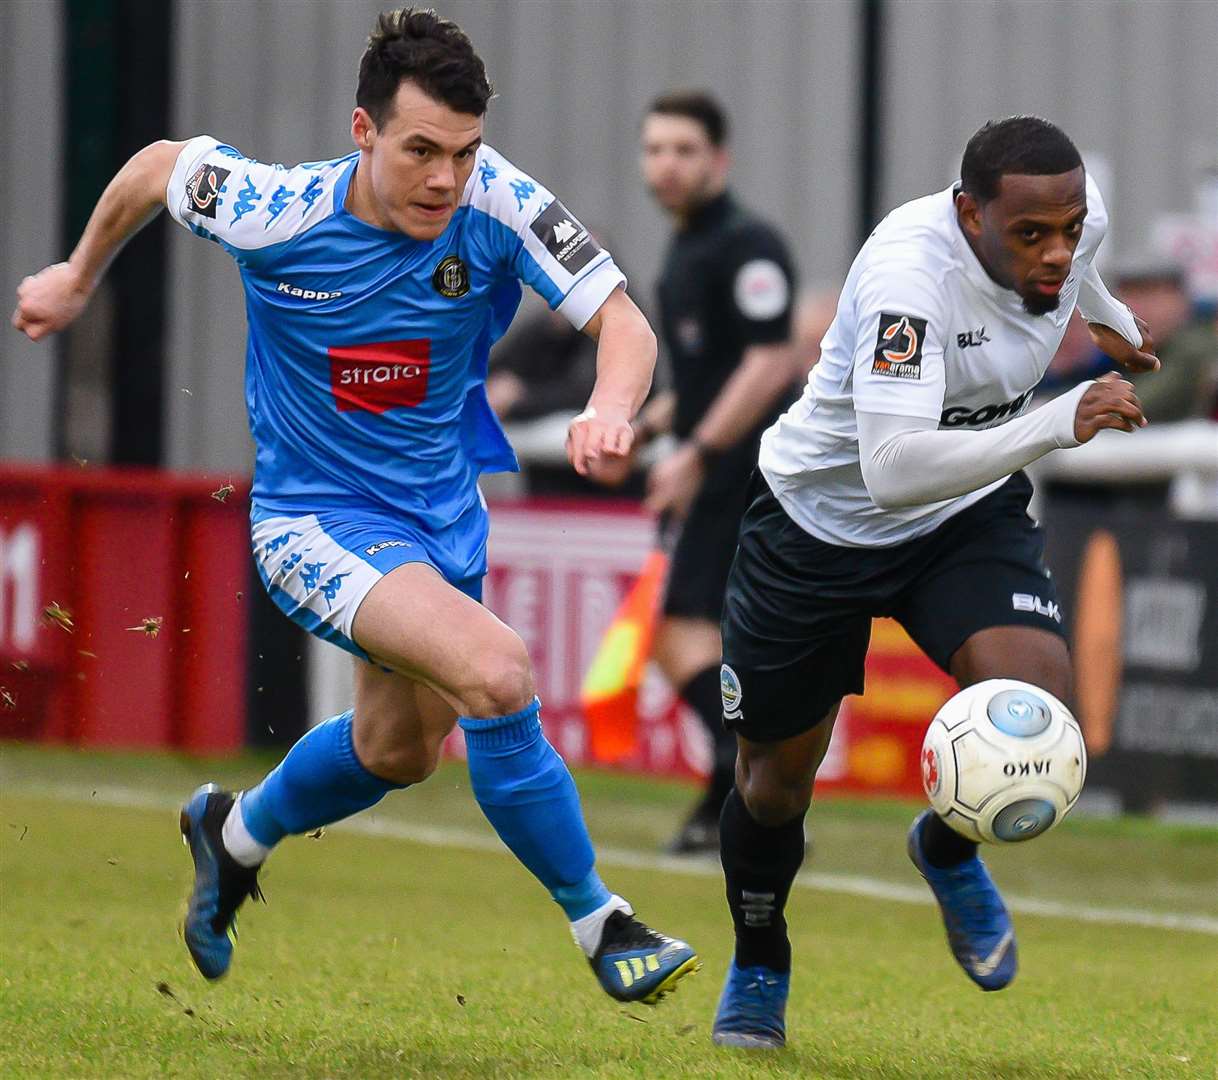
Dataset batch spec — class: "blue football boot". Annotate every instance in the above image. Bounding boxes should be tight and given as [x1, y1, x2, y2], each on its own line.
[590, 910, 699, 1005]
[711, 959, 789, 1048]
[908, 809, 1017, 991]
[179, 784, 263, 980]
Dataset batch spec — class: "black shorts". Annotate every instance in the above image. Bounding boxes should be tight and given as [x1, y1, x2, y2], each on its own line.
[662, 481, 749, 622]
[720, 470, 1066, 742]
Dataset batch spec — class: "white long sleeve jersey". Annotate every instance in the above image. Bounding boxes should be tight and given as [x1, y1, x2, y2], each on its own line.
[759, 173, 1138, 547]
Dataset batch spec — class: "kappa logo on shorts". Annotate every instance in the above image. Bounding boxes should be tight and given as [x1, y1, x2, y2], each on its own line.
[328, 339, 431, 414]
[720, 664, 743, 721]
[185, 161, 231, 219]
[530, 200, 601, 274]
[365, 540, 412, 556]
[872, 312, 927, 380]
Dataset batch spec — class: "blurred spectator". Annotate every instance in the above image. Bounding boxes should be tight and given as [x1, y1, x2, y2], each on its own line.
[487, 305, 598, 423]
[1113, 260, 1218, 422]
[791, 285, 840, 380]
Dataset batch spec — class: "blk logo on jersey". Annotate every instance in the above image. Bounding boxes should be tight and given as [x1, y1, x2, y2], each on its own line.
[872, 312, 926, 380]
[432, 255, 470, 298]
[956, 325, 991, 349]
[328, 340, 430, 414]
[185, 162, 231, 219]
[530, 200, 600, 274]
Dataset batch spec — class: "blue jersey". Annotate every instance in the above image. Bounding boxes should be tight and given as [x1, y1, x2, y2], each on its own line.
[167, 137, 625, 530]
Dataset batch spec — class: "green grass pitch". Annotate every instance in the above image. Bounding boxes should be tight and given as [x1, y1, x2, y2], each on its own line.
[2, 742, 1216, 1079]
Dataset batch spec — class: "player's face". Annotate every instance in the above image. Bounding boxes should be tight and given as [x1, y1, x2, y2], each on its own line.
[640, 114, 728, 217]
[352, 80, 483, 240]
[958, 168, 1087, 316]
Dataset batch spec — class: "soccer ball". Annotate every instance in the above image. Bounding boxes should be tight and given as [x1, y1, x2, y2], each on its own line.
[920, 678, 1086, 844]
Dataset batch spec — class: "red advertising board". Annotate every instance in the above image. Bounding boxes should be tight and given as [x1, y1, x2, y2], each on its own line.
[0, 465, 249, 752]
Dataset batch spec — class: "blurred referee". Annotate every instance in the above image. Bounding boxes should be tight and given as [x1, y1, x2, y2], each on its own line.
[634, 91, 802, 854]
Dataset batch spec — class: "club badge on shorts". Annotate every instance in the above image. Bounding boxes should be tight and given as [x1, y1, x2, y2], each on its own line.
[721, 664, 743, 721]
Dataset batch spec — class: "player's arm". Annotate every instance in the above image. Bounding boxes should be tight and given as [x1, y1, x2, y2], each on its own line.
[1072, 173, 1158, 374]
[1077, 262, 1159, 373]
[568, 286, 657, 475]
[12, 140, 185, 341]
[858, 374, 1145, 510]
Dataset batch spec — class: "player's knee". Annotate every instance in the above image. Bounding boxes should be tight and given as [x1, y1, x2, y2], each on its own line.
[359, 737, 441, 785]
[737, 768, 813, 827]
[461, 634, 535, 718]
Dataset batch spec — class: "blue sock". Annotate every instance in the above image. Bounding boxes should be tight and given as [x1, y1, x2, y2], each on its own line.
[239, 710, 406, 847]
[461, 698, 612, 921]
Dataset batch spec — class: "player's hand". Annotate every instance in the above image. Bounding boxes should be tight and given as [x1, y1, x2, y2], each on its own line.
[566, 405, 634, 476]
[644, 442, 704, 518]
[1073, 372, 1147, 443]
[1086, 316, 1159, 374]
[585, 448, 636, 488]
[11, 262, 93, 342]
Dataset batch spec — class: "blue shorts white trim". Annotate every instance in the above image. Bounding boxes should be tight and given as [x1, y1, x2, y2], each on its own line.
[251, 505, 486, 661]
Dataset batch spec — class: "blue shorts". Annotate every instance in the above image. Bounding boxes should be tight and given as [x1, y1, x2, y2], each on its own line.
[250, 499, 488, 661]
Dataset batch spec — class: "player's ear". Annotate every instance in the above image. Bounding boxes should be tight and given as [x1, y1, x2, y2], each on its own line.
[351, 107, 377, 152]
[956, 190, 982, 239]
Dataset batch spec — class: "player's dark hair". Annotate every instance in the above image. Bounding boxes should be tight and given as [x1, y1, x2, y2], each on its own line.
[960, 116, 1082, 203]
[647, 90, 729, 147]
[357, 7, 493, 126]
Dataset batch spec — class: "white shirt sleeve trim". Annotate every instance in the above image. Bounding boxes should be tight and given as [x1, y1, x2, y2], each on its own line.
[556, 264, 627, 330]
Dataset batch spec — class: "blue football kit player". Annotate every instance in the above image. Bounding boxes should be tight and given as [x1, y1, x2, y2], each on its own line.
[12, 9, 697, 1006]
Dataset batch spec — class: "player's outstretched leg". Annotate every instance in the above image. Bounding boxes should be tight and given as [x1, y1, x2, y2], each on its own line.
[179, 709, 407, 979]
[460, 697, 699, 1005]
[907, 809, 1017, 990]
[712, 788, 802, 1048]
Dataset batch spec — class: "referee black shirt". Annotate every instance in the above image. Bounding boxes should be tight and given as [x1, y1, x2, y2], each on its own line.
[656, 190, 798, 495]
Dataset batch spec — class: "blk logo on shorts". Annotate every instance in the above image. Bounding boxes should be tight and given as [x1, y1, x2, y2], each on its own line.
[328, 339, 431, 414]
[872, 312, 927, 380]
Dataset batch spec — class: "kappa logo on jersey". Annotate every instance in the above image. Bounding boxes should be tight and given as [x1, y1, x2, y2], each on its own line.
[432, 255, 470, 298]
[530, 200, 600, 274]
[872, 313, 927, 380]
[941, 388, 1032, 427]
[184, 162, 231, 219]
[277, 281, 343, 301]
[328, 339, 431, 414]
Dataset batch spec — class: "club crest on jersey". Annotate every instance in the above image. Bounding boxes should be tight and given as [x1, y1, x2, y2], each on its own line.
[872, 312, 927, 380]
[185, 162, 231, 219]
[432, 255, 470, 298]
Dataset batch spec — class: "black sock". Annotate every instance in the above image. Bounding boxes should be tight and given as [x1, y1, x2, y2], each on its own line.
[921, 811, 979, 868]
[681, 665, 736, 814]
[719, 787, 806, 973]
